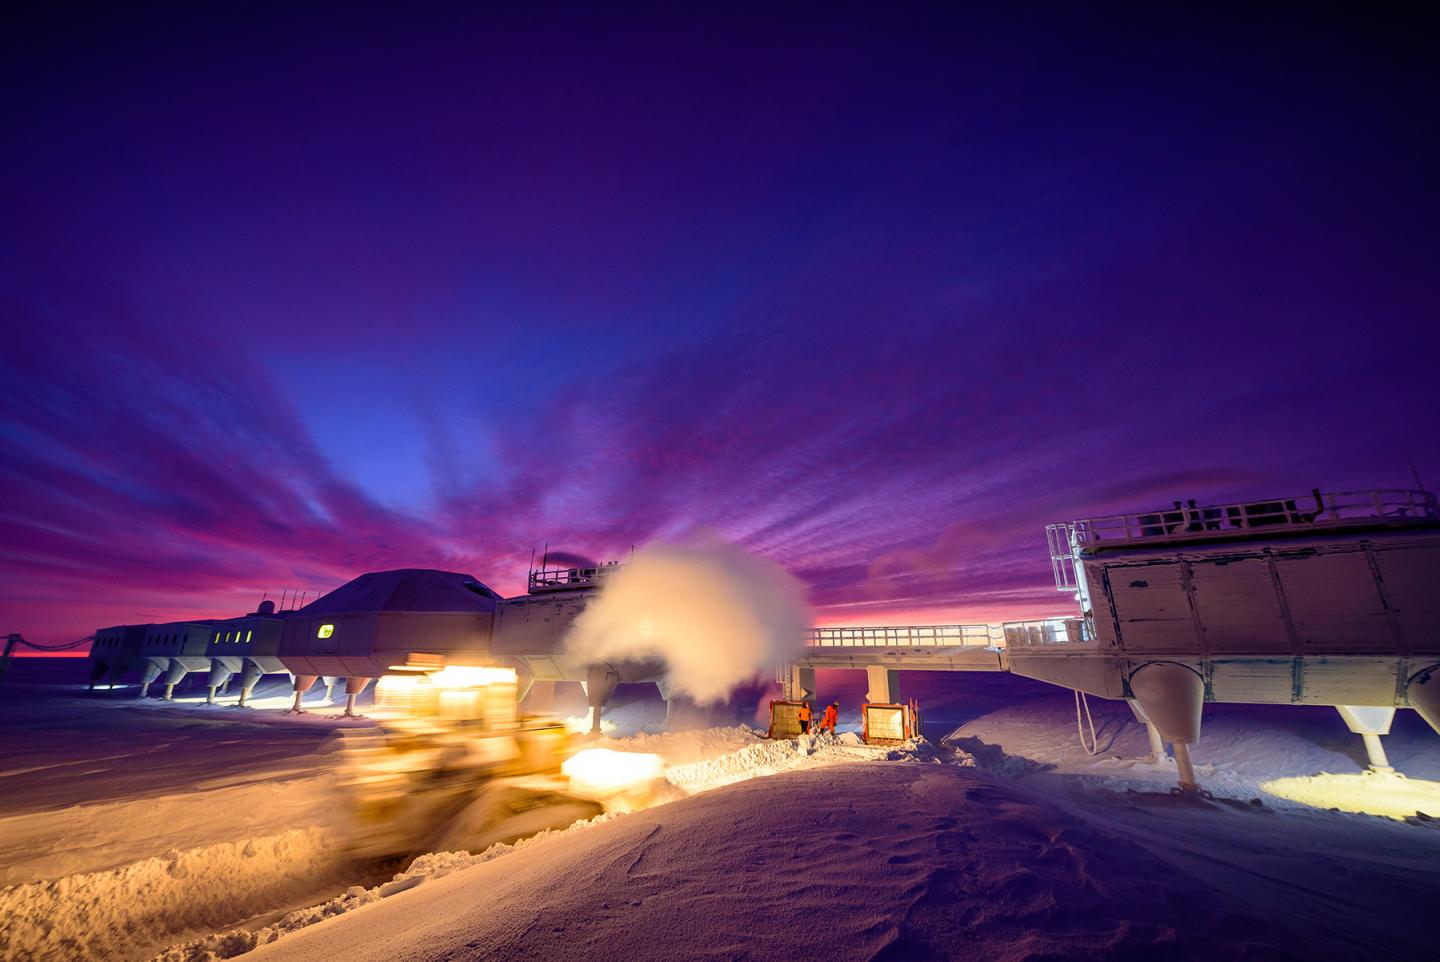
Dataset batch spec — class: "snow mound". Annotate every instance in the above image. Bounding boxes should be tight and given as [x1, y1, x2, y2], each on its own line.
[240, 765, 1316, 962]
[152, 729, 949, 961]
[594, 724, 766, 764]
[0, 828, 338, 962]
[663, 731, 952, 794]
[151, 814, 623, 962]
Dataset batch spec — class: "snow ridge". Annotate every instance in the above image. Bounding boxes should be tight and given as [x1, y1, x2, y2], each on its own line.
[148, 731, 950, 961]
[0, 828, 336, 962]
[149, 814, 623, 962]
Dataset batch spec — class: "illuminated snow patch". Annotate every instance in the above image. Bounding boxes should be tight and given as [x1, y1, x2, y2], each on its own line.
[1261, 772, 1440, 819]
[563, 715, 617, 734]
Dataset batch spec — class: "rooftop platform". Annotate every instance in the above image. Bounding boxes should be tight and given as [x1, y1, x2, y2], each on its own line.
[527, 563, 623, 594]
[1046, 488, 1439, 590]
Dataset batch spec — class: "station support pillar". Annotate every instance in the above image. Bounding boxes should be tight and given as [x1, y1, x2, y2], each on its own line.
[1128, 663, 1205, 791]
[206, 659, 236, 704]
[581, 665, 620, 734]
[865, 666, 900, 705]
[291, 674, 318, 711]
[526, 680, 557, 712]
[138, 660, 164, 698]
[786, 665, 816, 703]
[343, 676, 373, 717]
[1336, 705, 1396, 773]
[1127, 699, 1169, 762]
[1407, 666, 1440, 735]
[161, 660, 189, 700]
[237, 660, 263, 707]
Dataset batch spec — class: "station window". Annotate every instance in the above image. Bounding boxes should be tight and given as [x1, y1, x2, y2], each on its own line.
[245, 629, 252, 644]
[317, 624, 334, 639]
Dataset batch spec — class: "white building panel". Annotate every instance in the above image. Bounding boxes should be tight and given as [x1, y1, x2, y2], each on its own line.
[1187, 557, 1290, 655]
[1296, 657, 1401, 706]
[1276, 551, 1395, 653]
[1084, 566, 1118, 645]
[1372, 545, 1440, 654]
[1104, 563, 1197, 652]
[1208, 658, 1295, 704]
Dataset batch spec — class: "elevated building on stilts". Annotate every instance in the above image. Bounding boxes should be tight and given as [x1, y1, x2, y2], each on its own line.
[493, 563, 664, 731]
[88, 624, 149, 689]
[137, 620, 218, 699]
[276, 569, 504, 716]
[204, 600, 289, 705]
[1011, 488, 1440, 788]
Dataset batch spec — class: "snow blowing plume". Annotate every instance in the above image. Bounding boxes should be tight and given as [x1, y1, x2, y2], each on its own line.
[564, 539, 810, 704]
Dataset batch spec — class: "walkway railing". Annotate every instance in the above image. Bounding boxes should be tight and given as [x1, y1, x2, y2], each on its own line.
[805, 624, 993, 647]
[803, 617, 1084, 649]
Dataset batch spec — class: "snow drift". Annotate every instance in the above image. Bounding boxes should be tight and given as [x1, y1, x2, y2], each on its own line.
[0, 828, 342, 962]
[564, 539, 809, 704]
[148, 729, 935, 960]
[240, 765, 1320, 962]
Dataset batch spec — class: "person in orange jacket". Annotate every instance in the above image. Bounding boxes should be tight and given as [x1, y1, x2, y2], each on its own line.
[797, 702, 813, 734]
[818, 701, 839, 734]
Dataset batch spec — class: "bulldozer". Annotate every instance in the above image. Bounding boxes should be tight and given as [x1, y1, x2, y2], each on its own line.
[333, 658, 661, 860]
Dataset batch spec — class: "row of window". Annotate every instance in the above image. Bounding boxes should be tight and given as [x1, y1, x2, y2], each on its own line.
[94, 627, 255, 650]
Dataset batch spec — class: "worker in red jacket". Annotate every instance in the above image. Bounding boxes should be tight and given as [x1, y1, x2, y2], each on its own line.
[818, 701, 839, 734]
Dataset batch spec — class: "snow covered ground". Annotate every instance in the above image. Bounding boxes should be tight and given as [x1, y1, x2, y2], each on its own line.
[3, 658, 1439, 961]
[0, 662, 375, 961]
[232, 763, 1438, 962]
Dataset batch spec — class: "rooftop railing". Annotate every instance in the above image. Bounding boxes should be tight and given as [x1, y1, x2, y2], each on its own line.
[1046, 489, 1437, 588]
[527, 563, 624, 593]
[1000, 617, 1090, 646]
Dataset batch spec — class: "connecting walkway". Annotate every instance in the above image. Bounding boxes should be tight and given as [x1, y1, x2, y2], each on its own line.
[786, 619, 1074, 703]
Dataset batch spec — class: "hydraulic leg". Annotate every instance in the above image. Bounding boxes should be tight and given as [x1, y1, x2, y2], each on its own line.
[161, 660, 190, 700]
[1335, 706, 1396, 773]
[1127, 699, 1169, 762]
[291, 674, 318, 711]
[581, 666, 620, 734]
[206, 660, 236, 704]
[343, 676, 373, 716]
[237, 660, 264, 707]
[139, 660, 163, 698]
[1128, 663, 1206, 792]
[865, 666, 900, 705]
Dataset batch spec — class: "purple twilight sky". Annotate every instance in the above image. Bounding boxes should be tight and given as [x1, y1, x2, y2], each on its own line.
[2, 4, 1437, 645]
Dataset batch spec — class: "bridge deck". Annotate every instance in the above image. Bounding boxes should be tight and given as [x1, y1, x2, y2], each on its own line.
[792, 620, 1074, 673]
[794, 644, 1007, 671]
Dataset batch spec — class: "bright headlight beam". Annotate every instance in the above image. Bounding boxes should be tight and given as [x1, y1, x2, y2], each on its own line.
[562, 748, 664, 795]
[1261, 772, 1440, 820]
[430, 666, 517, 689]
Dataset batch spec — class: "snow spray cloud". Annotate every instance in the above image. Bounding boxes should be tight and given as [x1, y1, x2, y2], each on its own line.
[564, 539, 811, 704]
